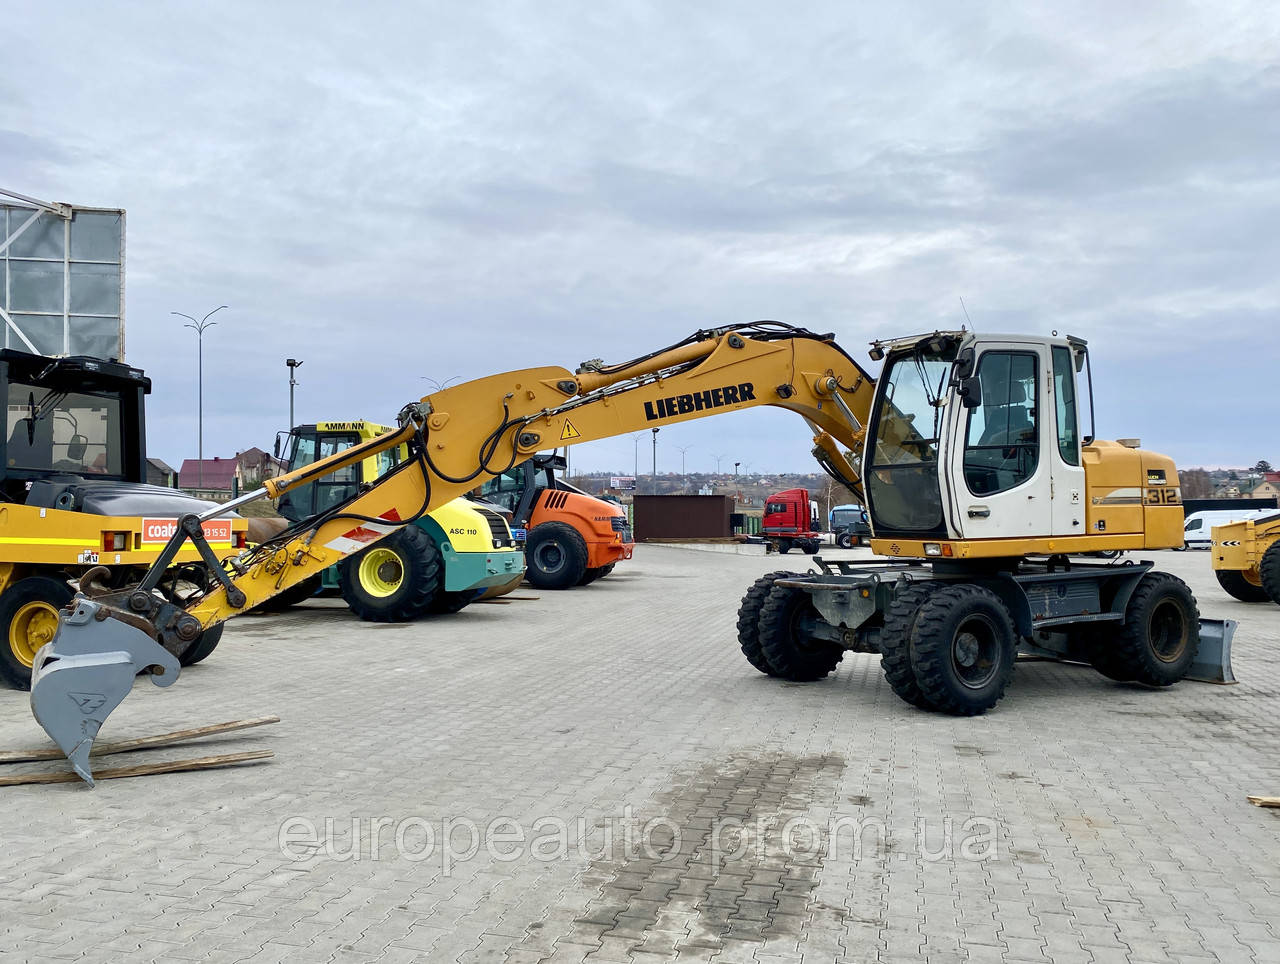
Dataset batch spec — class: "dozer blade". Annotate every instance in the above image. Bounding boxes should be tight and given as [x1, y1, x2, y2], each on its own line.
[1188, 617, 1238, 684]
[29, 597, 182, 787]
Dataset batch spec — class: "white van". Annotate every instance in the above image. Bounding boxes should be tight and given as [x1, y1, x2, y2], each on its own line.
[1182, 509, 1269, 549]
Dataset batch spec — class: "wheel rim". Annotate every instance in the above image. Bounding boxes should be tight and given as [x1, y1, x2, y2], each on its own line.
[533, 541, 566, 575]
[10, 600, 61, 668]
[1244, 568, 1263, 588]
[951, 615, 1000, 689]
[787, 596, 822, 652]
[358, 547, 404, 598]
[1149, 599, 1188, 663]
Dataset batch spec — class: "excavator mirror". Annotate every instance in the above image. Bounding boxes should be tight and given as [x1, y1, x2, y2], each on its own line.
[953, 346, 976, 380]
[66, 434, 87, 461]
[958, 376, 982, 408]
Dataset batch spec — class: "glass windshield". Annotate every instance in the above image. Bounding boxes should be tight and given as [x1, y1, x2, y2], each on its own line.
[5, 382, 124, 475]
[830, 508, 863, 528]
[867, 346, 954, 532]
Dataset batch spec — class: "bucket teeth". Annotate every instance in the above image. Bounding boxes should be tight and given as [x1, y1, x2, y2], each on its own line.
[29, 597, 182, 786]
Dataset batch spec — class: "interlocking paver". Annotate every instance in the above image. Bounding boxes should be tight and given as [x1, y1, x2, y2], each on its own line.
[0, 545, 1277, 964]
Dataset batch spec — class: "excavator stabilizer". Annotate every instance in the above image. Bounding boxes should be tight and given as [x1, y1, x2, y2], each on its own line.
[29, 597, 182, 786]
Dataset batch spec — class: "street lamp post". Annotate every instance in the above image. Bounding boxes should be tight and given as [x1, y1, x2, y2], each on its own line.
[651, 427, 660, 494]
[173, 306, 227, 488]
[286, 358, 303, 429]
[676, 445, 692, 492]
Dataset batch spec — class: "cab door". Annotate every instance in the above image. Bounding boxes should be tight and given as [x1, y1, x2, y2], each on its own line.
[948, 343, 1054, 539]
[1047, 344, 1087, 536]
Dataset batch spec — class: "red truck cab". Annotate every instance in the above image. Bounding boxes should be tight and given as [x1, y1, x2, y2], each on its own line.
[762, 487, 822, 554]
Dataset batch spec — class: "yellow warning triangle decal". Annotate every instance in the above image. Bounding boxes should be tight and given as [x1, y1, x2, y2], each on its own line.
[560, 419, 582, 441]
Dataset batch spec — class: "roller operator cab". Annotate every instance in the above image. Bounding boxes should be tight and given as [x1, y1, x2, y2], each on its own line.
[478, 454, 634, 589]
[0, 349, 246, 688]
[276, 421, 524, 621]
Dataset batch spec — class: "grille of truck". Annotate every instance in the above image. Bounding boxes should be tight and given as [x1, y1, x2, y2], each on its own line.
[475, 508, 515, 548]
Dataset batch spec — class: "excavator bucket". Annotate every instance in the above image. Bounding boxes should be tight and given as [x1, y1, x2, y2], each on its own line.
[29, 597, 182, 786]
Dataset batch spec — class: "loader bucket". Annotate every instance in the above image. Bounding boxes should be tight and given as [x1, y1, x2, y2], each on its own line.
[29, 597, 182, 786]
[1187, 618, 1238, 684]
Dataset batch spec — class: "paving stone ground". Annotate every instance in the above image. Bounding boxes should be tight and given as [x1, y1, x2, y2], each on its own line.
[0, 545, 1277, 963]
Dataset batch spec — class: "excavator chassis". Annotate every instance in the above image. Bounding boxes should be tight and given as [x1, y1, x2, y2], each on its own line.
[759, 557, 1235, 711]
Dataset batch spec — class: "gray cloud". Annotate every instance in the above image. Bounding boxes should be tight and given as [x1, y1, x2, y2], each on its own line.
[1, 1, 1276, 475]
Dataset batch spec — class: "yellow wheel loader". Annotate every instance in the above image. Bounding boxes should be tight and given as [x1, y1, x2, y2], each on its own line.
[272, 420, 523, 619]
[0, 349, 247, 689]
[24, 322, 1228, 784]
[1210, 511, 1280, 604]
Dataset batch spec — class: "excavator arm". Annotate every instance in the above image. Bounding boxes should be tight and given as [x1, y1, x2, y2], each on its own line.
[30, 321, 877, 783]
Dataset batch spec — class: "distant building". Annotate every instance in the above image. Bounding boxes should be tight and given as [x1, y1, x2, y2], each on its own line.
[177, 448, 283, 502]
[178, 456, 238, 502]
[146, 457, 177, 488]
[1244, 479, 1280, 501]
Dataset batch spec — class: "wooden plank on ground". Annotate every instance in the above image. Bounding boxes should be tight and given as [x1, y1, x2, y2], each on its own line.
[0, 716, 281, 765]
[1248, 796, 1280, 808]
[0, 750, 274, 787]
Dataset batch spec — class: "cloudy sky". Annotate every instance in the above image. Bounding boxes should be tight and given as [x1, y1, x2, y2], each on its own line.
[3, 1, 1277, 476]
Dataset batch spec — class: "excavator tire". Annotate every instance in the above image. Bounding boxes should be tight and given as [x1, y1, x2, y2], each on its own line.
[909, 584, 1017, 716]
[526, 522, 589, 590]
[1215, 568, 1270, 603]
[878, 582, 940, 709]
[1109, 572, 1199, 687]
[0, 575, 74, 690]
[179, 624, 225, 667]
[339, 525, 441, 622]
[758, 583, 844, 682]
[1260, 541, 1280, 606]
[251, 573, 323, 613]
[735, 571, 795, 676]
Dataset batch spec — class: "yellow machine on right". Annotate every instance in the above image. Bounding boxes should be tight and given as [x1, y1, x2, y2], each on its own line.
[1211, 513, 1280, 604]
[28, 323, 1237, 782]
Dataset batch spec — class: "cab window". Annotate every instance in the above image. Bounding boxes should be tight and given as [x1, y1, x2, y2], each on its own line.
[1051, 346, 1079, 466]
[964, 352, 1039, 495]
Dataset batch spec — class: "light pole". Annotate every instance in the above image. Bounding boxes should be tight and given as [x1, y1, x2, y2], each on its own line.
[676, 445, 692, 492]
[651, 427, 660, 494]
[286, 358, 303, 429]
[714, 453, 726, 475]
[173, 306, 227, 488]
[632, 434, 643, 482]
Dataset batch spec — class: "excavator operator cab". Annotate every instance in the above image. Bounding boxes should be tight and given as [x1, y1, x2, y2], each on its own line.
[864, 332, 1090, 545]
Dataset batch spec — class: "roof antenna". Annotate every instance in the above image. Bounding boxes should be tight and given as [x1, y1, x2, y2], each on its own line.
[959, 296, 973, 331]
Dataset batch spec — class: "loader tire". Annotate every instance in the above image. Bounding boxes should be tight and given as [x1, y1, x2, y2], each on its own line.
[179, 624, 225, 667]
[339, 525, 441, 622]
[252, 573, 323, 613]
[1260, 541, 1280, 606]
[758, 584, 844, 682]
[735, 570, 795, 676]
[0, 576, 74, 690]
[908, 585, 1017, 716]
[526, 522, 589, 590]
[878, 582, 939, 709]
[1110, 572, 1199, 687]
[1215, 568, 1271, 603]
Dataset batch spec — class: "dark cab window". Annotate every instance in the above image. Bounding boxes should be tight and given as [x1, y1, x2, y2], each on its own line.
[964, 352, 1039, 496]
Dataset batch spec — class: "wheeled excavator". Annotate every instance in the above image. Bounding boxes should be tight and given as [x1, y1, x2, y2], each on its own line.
[27, 322, 1228, 784]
